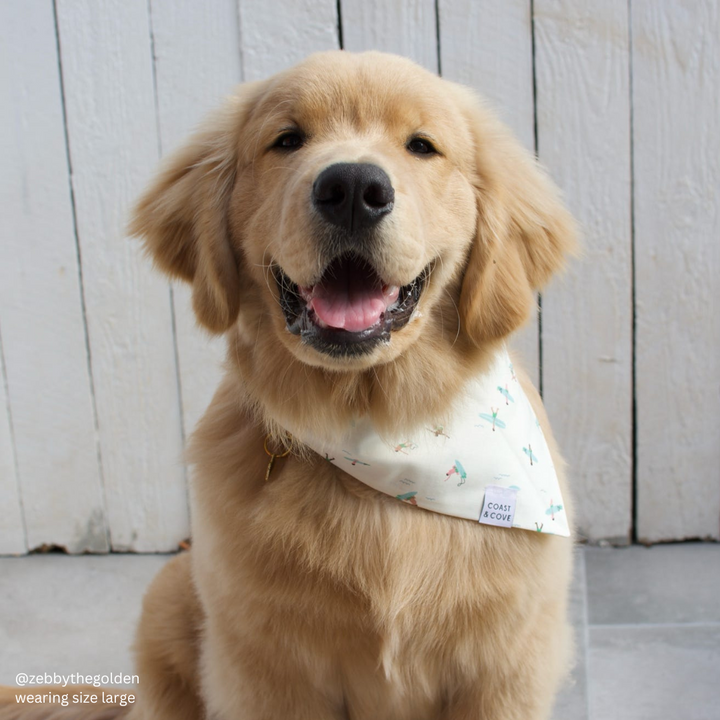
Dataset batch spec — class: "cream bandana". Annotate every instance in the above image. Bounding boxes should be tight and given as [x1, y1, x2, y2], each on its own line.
[298, 348, 569, 537]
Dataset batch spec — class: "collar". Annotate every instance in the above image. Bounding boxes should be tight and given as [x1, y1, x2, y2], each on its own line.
[294, 347, 569, 537]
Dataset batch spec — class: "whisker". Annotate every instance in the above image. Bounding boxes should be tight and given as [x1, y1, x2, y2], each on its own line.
[372, 367, 390, 403]
[443, 286, 462, 348]
[260, 247, 285, 311]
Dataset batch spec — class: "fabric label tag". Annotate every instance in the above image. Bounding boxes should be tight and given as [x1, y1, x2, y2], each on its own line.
[479, 486, 517, 528]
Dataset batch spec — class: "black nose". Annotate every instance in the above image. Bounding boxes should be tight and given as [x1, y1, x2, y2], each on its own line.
[312, 163, 394, 232]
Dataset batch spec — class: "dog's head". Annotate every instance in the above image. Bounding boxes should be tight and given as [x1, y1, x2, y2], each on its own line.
[132, 51, 575, 378]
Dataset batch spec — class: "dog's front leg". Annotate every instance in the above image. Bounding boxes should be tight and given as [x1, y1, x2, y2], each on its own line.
[439, 614, 572, 720]
[200, 620, 347, 720]
[127, 553, 205, 720]
[440, 680, 557, 720]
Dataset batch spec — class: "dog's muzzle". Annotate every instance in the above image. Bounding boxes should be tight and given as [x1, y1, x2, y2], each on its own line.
[275, 253, 427, 358]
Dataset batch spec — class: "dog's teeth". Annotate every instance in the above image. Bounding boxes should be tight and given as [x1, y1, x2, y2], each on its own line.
[382, 284, 400, 303]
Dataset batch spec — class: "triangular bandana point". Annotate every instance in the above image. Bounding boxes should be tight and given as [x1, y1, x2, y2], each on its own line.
[295, 348, 570, 538]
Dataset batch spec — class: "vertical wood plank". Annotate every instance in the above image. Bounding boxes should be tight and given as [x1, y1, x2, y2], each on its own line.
[149, 0, 242, 438]
[535, 0, 633, 542]
[237, 0, 339, 81]
[0, 329, 25, 555]
[151, 0, 243, 156]
[0, 0, 106, 553]
[439, 0, 539, 386]
[341, 0, 438, 72]
[56, 0, 188, 551]
[632, 0, 720, 541]
[439, 0, 534, 148]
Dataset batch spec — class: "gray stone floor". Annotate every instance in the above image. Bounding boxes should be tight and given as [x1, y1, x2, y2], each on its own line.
[557, 544, 720, 720]
[1, 544, 718, 719]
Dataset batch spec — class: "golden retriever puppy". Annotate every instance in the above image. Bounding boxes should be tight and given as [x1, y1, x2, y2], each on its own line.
[0, 50, 576, 720]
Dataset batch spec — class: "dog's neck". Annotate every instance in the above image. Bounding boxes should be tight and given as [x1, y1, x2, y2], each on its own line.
[226, 308, 502, 445]
[288, 346, 569, 537]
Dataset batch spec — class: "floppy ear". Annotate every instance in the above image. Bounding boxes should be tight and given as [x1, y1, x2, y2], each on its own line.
[129, 86, 261, 333]
[452, 87, 578, 345]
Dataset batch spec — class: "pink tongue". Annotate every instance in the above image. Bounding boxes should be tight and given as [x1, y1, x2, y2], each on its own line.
[308, 266, 399, 332]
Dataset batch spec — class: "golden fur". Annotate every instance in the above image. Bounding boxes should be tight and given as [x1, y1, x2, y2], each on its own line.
[1, 51, 577, 720]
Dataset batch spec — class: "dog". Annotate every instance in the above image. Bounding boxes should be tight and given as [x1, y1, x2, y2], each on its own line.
[1, 50, 577, 720]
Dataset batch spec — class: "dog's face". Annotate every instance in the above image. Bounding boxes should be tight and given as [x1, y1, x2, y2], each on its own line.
[232, 54, 477, 368]
[132, 51, 575, 374]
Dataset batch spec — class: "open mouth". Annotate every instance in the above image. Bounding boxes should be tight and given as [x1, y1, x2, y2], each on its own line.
[275, 253, 427, 357]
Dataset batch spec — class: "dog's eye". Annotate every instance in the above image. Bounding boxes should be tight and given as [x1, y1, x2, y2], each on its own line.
[274, 132, 304, 150]
[407, 137, 437, 156]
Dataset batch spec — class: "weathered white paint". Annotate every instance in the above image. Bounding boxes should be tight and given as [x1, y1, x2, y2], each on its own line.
[438, 0, 539, 386]
[151, 0, 243, 156]
[237, 0, 339, 81]
[1, 1, 718, 551]
[0, 0, 106, 554]
[535, 0, 633, 543]
[0, 328, 25, 555]
[149, 0, 242, 439]
[55, 0, 187, 551]
[439, 0, 534, 147]
[341, 0, 438, 72]
[632, 0, 720, 542]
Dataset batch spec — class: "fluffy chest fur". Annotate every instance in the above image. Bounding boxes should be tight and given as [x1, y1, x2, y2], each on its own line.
[188, 378, 571, 719]
[126, 50, 578, 720]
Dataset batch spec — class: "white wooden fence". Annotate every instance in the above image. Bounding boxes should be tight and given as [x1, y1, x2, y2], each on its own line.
[1, 0, 717, 554]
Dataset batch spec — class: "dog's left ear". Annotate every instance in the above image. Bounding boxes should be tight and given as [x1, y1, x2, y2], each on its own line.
[129, 83, 263, 333]
[451, 86, 578, 345]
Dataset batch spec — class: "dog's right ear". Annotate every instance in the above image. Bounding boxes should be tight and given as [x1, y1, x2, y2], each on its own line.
[448, 85, 578, 346]
[130, 84, 262, 333]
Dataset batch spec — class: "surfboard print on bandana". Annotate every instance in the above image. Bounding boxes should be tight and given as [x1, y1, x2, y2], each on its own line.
[445, 460, 467, 486]
[477, 407, 506, 431]
[393, 441, 418, 455]
[396, 491, 418, 505]
[292, 347, 570, 537]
